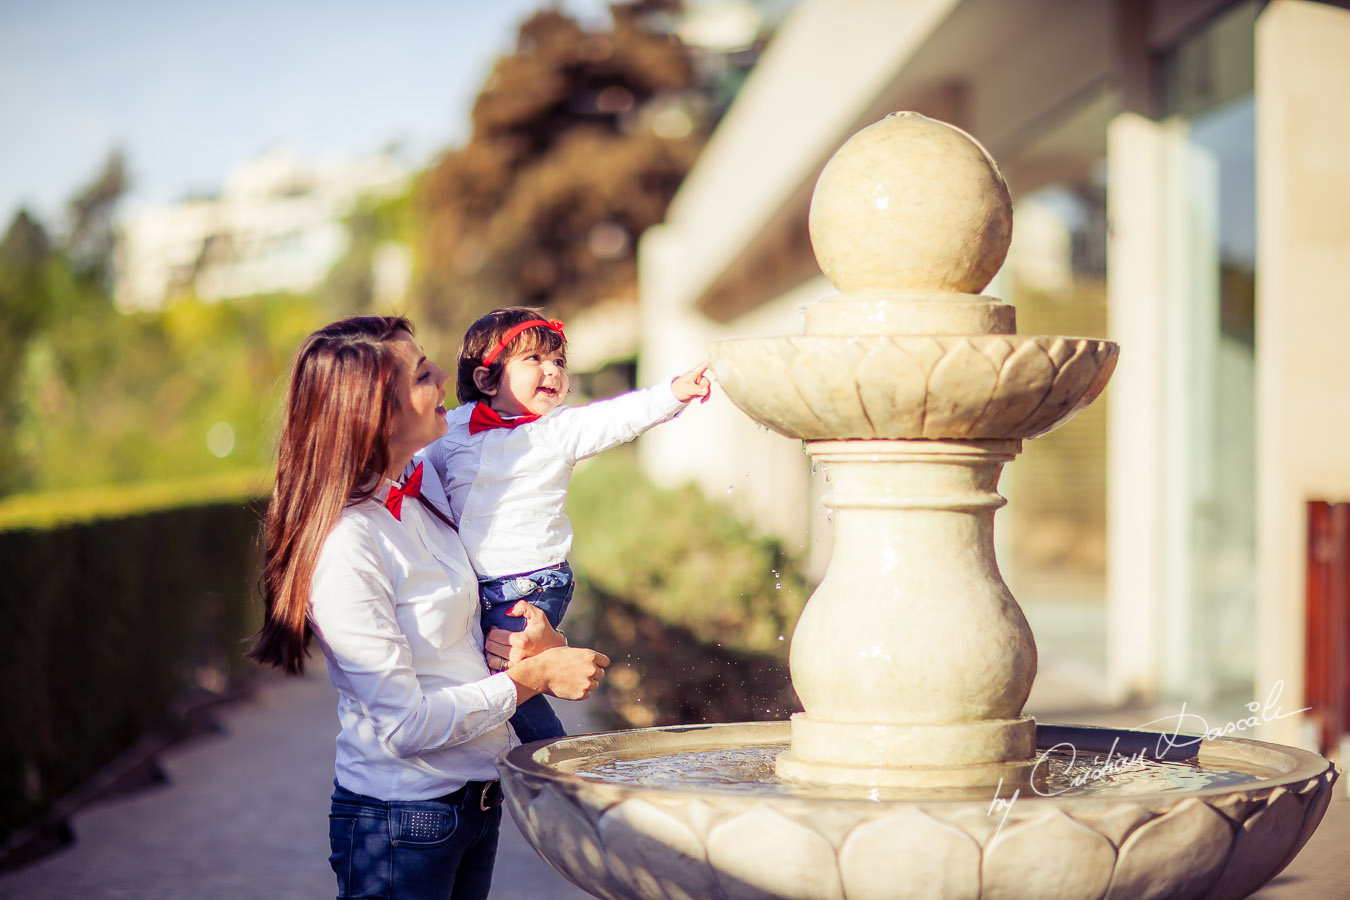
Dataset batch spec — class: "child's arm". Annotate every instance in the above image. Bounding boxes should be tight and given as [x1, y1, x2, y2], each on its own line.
[548, 366, 710, 461]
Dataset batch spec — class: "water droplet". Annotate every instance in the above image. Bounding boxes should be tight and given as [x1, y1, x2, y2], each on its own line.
[778, 635, 785, 641]
[726, 485, 734, 493]
[775, 583, 782, 590]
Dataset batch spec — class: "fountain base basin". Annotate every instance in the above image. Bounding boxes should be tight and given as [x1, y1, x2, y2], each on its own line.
[499, 721, 1336, 900]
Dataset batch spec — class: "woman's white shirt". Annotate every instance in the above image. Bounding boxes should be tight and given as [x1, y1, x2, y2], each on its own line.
[307, 481, 519, 800]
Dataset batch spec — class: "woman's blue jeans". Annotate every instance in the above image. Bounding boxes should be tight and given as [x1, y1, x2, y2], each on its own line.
[328, 781, 502, 900]
[478, 562, 573, 743]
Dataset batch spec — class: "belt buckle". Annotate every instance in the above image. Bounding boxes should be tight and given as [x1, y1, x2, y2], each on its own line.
[479, 781, 496, 811]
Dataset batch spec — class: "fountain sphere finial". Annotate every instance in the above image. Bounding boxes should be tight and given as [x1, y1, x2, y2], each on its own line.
[808, 112, 1013, 295]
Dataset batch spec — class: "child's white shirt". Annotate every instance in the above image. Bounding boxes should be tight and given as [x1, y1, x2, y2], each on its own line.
[418, 383, 686, 578]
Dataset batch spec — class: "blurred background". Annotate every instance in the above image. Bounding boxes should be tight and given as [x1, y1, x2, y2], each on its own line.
[3, 0, 1349, 883]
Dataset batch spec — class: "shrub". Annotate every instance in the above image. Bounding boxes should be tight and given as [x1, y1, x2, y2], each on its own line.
[566, 449, 809, 726]
[0, 484, 263, 848]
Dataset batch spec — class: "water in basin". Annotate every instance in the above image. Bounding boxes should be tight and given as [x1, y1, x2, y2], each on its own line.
[556, 739, 1261, 802]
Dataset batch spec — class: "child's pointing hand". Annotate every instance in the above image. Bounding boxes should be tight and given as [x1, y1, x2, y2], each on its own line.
[672, 363, 712, 404]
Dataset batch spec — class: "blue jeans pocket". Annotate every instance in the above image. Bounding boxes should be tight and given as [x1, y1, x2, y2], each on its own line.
[329, 810, 391, 899]
[393, 807, 459, 846]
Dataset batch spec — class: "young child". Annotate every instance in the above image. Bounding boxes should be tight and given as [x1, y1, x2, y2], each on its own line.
[419, 306, 711, 743]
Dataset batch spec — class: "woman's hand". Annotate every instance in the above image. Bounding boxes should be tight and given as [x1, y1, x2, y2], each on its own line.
[484, 601, 566, 671]
[507, 647, 610, 701]
[484, 599, 608, 701]
[505, 646, 610, 702]
[486, 600, 609, 702]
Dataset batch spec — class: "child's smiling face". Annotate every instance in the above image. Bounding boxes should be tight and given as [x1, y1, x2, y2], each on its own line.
[488, 345, 570, 418]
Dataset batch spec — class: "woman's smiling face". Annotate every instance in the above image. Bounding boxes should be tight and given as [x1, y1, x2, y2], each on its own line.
[386, 330, 449, 473]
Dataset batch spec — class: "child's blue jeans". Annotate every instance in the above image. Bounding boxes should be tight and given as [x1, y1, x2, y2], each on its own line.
[478, 562, 574, 744]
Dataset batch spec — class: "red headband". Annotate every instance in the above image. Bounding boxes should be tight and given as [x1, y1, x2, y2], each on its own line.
[480, 319, 565, 368]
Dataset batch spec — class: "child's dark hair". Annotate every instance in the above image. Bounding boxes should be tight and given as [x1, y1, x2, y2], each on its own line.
[457, 307, 568, 405]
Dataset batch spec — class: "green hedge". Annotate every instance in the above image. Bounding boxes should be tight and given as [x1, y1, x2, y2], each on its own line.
[0, 497, 263, 845]
[0, 469, 269, 532]
[0, 451, 812, 844]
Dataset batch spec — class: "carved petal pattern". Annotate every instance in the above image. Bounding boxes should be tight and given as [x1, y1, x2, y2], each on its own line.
[1277, 770, 1337, 875]
[707, 805, 845, 900]
[1066, 804, 1153, 849]
[856, 340, 928, 435]
[1203, 787, 1304, 900]
[709, 334, 1118, 440]
[980, 336, 1016, 371]
[527, 788, 618, 899]
[1047, 337, 1075, 369]
[838, 808, 981, 900]
[1105, 798, 1233, 900]
[598, 798, 719, 900]
[792, 339, 873, 435]
[981, 809, 1115, 900]
[925, 338, 1000, 437]
[502, 792, 541, 853]
[1084, 342, 1120, 405]
[1014, 340, 1096, 437]
[725, 337, 831, 437]
[969, 339, 1054, 435]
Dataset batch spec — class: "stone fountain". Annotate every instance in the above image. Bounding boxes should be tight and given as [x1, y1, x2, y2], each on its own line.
[498, 113, 1336, 900]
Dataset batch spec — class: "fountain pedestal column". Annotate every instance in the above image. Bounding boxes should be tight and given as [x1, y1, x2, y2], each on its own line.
[777, 439, 1037, 787]
[702, 112, 1117, 789]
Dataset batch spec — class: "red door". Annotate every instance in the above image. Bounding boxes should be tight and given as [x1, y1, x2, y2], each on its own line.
[1306, 501, 1350, 755]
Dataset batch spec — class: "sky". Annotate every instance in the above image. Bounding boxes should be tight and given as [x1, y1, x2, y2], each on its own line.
[0, 0, 611, 230]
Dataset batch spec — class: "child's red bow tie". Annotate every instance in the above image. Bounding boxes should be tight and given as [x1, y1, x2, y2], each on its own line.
[469, 404, 540, 435]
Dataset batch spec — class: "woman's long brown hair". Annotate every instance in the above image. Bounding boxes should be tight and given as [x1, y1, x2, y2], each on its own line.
[248, 316, 412, 674]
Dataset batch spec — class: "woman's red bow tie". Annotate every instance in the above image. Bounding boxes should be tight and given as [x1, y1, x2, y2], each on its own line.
[385, 462, 424, 520]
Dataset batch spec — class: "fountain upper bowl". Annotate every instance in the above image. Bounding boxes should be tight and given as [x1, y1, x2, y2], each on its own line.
[709, 333, 1118, 441]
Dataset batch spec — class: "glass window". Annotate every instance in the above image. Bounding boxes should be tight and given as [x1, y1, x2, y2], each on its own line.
[1156, 0, 1257, 701]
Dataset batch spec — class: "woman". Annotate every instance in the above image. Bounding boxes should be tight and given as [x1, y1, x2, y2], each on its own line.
[249, 316, 608, 900]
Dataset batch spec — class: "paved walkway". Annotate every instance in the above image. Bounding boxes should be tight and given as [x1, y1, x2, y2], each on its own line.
[0, 668, 592, 900]
[0, 656, 1344, 898]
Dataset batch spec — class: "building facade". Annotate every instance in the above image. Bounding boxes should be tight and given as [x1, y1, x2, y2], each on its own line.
[637, 0, 1350, 749]
[114, 147, 409, 311]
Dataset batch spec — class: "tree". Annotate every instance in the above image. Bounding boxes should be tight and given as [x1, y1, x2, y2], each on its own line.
[65, 149, 129, 288]
[412, 0, 712, 349]
[0, 210, 55, 490]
